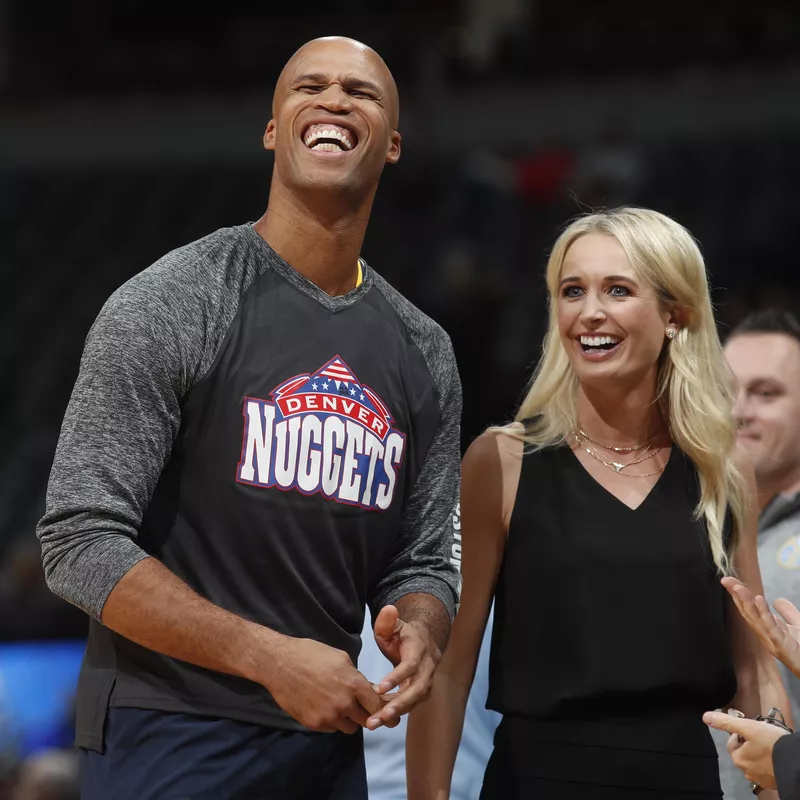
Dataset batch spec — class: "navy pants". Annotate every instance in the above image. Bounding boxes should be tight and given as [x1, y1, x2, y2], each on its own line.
[80, 708, 367, 800]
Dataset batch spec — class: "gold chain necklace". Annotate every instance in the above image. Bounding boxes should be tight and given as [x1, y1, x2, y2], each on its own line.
[581, 443, 663, 474]
[575, 427, 654, 453]
[574, 432, 666, 477]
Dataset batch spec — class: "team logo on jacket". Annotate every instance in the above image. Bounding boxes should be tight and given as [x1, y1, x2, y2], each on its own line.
[778, 534, 800, 569]
[236, 356, 406, 510]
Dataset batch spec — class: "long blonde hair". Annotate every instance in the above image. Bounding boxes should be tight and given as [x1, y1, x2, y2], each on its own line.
[499, 207, 747, 573]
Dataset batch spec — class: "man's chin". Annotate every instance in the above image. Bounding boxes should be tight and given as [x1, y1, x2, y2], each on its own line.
[738, 439, 768, 473]
[291, 171, 380, 204]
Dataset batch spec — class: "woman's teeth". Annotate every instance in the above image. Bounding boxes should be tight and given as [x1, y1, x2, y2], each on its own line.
[580, 335, 620, 347]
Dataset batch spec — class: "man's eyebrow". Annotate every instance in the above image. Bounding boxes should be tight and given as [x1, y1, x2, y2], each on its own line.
[292, 73, 382, 95]
[292, 73, 329, 85]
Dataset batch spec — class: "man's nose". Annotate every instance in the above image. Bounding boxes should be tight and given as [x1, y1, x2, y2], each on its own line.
[733, 389, 753, 426]
[315, 84, 353, 114]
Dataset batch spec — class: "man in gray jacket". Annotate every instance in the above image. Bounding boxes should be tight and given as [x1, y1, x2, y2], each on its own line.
[715, 309, 800, 798]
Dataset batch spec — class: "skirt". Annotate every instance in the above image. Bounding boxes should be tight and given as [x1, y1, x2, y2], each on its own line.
[480, 712, 723, 799]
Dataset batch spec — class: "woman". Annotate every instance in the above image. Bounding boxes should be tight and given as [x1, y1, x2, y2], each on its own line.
[406, 207, 790, 799]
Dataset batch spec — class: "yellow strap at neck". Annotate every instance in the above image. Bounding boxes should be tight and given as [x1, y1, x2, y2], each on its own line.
[356, 260, 363, 288]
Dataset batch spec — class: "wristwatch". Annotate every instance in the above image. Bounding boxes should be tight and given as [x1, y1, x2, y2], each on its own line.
[754, 707, 792, 733]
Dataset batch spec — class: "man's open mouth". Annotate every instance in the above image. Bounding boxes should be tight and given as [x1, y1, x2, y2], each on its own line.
[302, 124, 357, 153]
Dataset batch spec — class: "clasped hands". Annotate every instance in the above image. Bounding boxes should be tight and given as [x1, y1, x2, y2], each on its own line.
[263, 604, 440, 734]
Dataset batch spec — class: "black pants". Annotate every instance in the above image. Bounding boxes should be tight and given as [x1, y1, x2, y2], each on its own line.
[80, 708, 367, 800]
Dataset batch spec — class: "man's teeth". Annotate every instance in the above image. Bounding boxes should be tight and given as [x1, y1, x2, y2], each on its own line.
[303, 127, 354, 151]
[311, 142, 344, 152]
[580, 335, 620, 347]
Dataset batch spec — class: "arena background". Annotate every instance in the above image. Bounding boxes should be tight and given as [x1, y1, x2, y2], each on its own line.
[1, 1, 799, 796]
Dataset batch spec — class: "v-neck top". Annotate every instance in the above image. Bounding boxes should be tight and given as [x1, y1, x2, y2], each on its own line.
[487, 442, 736, 730]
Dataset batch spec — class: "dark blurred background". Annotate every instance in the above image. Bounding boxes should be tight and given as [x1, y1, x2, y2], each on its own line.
[1, 1, 799, 796]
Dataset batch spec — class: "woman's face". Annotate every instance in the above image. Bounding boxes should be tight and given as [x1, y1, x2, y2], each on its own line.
[556, 233, 673, 390]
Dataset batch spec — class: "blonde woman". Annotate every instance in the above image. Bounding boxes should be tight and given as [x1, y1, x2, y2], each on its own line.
[406, 208, 790, 799]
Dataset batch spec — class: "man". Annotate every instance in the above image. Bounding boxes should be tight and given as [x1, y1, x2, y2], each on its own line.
[36, 36, 461, 800]
[358, 502, 501, 799]
[713, 309, 800, 798]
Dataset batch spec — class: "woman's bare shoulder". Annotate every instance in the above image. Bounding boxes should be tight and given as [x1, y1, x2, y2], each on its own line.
[465, 426, 524, 471]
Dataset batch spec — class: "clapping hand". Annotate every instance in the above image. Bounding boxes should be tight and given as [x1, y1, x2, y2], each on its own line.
[721, 577, 800, 679]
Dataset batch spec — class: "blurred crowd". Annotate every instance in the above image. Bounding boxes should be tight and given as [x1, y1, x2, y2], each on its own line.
[0, 750, 79, 800]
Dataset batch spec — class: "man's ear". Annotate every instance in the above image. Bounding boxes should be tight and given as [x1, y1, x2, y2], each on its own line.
[263, 119, 277, 151]
[385, 131, 402, 165]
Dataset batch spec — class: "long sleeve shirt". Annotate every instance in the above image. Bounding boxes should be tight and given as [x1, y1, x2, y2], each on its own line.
[37, 224, 461, 751]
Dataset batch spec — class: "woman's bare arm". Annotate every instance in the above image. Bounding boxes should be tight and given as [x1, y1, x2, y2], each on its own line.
[406, 430, 521, 800]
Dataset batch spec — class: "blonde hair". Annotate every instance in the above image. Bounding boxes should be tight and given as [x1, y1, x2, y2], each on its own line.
[497, 207, 747, 573]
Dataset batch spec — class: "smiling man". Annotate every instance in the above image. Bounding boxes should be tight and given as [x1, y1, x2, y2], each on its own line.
[715, 308, 800, 799]
[37, 37, 461, 800]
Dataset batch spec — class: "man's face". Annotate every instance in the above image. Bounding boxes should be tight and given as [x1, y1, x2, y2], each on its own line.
[265, 38, 401, 198]
[725, 332, 800, 490]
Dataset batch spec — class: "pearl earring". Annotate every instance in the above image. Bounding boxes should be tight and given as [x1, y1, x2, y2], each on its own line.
[667, 329, 676, 340]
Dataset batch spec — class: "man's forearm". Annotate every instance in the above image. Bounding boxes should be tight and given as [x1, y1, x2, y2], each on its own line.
[395, 592, 451, 654]
[101, 556, 280, 685]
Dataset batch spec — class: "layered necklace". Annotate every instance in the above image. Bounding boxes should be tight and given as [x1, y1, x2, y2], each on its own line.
[574, 427, 667, 478]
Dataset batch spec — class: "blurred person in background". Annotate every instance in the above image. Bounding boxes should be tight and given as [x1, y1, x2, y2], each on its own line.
[407, 208, 790, 799]
[35, 35, 460, 800]
[359, 501, 500, 800]
[0, 752, 17, 800]
[10, 749, 79, 800]
[572, 122, 647, 210]
[709, 309, 800, 798]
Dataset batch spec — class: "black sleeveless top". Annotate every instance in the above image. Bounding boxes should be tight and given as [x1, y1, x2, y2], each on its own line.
[488, 443, 737, 726]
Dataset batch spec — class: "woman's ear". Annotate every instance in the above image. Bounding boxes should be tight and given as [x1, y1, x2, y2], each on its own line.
[667, 304, 689, 330]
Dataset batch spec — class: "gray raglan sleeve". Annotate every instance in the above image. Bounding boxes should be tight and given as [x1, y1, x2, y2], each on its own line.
[36, 275, 199, 621]
[369, 331, 462, 621]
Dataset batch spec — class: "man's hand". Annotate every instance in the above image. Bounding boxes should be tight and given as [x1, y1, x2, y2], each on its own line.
[722, 576, 800, 679]
[704, 710, 788, 791]
[262, 635, 386, 734]
[367, 603, 442, 731]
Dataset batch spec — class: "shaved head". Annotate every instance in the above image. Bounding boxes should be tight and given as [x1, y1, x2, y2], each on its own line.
[273, 36, 399, 128]
[263, 34, 402, 202]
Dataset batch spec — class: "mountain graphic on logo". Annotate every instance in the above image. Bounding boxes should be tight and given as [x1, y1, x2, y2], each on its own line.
[271, 355, 394, 440]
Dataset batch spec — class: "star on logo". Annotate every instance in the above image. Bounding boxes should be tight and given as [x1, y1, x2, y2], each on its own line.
[312, 382, 318, 390]
[350, 388, 357, 396]
[359, 393, 365, 401]
[322, 382, 329, 390]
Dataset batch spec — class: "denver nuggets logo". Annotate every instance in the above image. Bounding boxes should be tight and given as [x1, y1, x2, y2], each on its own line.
[777, 535, 800, 569]
[236, 356, 405, 510]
